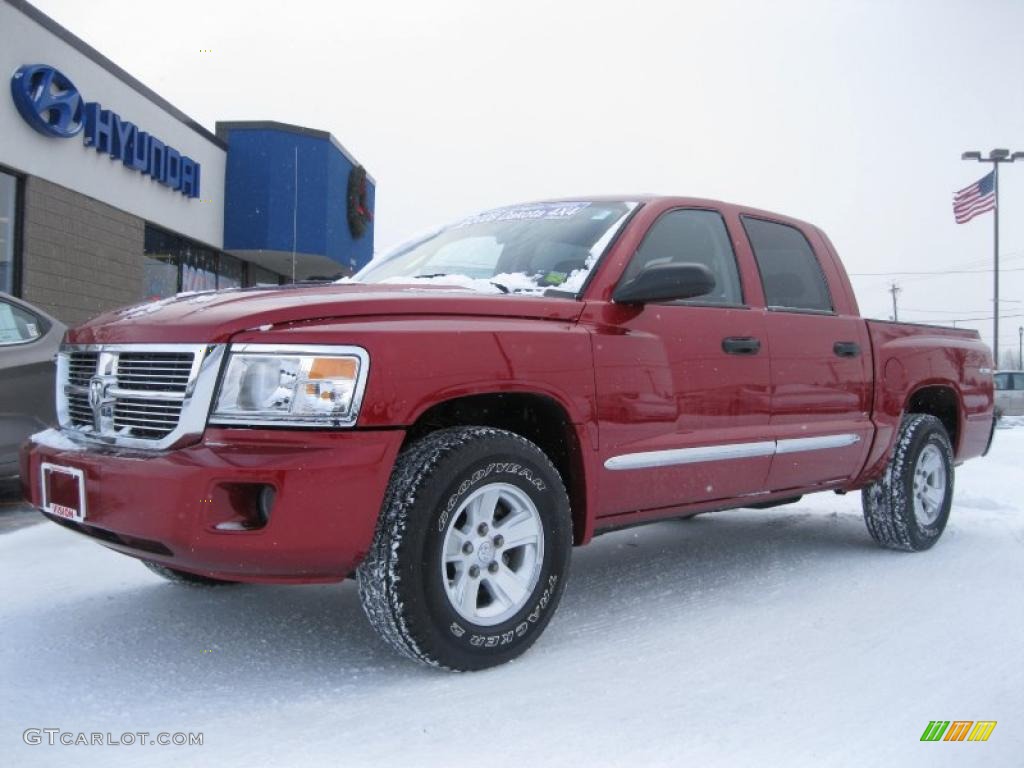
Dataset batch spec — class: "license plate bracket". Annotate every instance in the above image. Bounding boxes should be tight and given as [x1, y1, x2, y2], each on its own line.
[41, 462, 87, 522]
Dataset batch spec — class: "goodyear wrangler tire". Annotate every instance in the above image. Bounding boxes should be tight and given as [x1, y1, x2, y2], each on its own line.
[861, 414, 954, 552]
[357, 427, 572, 670]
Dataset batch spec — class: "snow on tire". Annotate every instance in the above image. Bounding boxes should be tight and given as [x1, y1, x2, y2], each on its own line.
[141, 560, 240, 586]
[357, 426, 572, 670]
[861, 414, 954, 552]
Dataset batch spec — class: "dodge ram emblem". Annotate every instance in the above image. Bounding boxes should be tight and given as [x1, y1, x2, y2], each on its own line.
[87, 375, 115, 433]
[88, 376, 106, 411]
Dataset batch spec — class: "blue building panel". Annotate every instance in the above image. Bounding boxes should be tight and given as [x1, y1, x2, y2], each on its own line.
[219, 122, 374, 274]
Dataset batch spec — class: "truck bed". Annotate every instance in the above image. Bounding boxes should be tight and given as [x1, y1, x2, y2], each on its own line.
[859, 319, 993, 480]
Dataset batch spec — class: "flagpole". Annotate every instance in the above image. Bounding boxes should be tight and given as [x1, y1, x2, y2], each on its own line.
[961, 148, 1021, 367]
[993, 162, 1000, 367]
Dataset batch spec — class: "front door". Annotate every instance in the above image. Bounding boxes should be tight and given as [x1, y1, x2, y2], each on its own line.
[588, 208, 773, 518]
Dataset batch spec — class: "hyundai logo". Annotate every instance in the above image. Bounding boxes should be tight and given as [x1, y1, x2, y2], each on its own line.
[10, 64, 84, 138]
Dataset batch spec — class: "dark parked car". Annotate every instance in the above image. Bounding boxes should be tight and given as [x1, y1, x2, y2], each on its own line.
[1, 293, 64, 478]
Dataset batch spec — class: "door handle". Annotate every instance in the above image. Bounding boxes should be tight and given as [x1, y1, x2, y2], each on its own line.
[722, 337, 761, 355]
[833, 341, 861, 358]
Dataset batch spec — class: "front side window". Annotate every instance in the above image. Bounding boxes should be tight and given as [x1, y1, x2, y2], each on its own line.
[0, 299, 43, 345]
[994, 373, 1010, 391]
[0, 170, 18, 295]
[621, 209, 743, 305]
[354, 201, 637, 295]
[743, 217, 833, 312]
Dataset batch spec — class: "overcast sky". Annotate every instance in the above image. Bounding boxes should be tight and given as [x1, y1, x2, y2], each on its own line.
[33, 0, 1024, 360]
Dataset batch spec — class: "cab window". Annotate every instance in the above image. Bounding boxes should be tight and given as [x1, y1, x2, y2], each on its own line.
[742, 216, 833, 312]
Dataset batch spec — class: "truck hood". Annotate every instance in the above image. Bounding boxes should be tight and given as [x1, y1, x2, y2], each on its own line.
[68, 283, 586, 344]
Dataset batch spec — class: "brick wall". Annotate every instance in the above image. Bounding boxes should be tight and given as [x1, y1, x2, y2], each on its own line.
[20, 176, 144, 327]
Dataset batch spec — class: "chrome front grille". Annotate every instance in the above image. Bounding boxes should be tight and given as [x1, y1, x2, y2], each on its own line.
[115, 352, 195, 393]
[57, 344, 225, 450]
[113, 397, 186, 439]
[67, 351, 100, 428]
[68, 351, 99, 385]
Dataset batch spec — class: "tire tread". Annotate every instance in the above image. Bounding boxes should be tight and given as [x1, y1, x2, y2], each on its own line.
[861, 413, 952, 552]
[357, 426, 568, 669]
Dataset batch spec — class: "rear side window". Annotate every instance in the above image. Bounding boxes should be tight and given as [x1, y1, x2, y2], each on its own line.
[622, 209, 743, 305]
[742, 217, 833, 312]
[1013, 374, 1024, 390]
[0, 300, 43, 345]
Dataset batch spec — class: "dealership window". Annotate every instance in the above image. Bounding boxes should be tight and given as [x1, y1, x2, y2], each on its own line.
[0, 170, 19, 295]
[144, 225, 263, 299]
[181, 247, 218, 293]
[218, 253, 244, 289]
[248, 264, 283, 287]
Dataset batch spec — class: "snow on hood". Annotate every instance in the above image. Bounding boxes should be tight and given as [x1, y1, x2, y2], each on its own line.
[115, 290, 227, 319]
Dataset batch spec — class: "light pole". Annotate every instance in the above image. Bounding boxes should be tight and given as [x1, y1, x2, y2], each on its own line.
[961, 148, 1023, 365]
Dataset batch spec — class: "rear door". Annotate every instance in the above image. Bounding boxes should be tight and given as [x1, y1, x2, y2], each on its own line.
[589, 207, 773, 517]
[739, 216, 873, 490]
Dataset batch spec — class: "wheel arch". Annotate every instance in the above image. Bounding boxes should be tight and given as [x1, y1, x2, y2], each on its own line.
[905, 383, 961, 453]
[403, 391, 591, 545]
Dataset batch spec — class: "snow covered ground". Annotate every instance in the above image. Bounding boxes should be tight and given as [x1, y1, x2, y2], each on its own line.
[2, 428, 1022, 767]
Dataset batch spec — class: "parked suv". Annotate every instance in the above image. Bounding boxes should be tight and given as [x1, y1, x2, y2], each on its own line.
[20, 197, 995, 669]
[994, 370, 1024, 418]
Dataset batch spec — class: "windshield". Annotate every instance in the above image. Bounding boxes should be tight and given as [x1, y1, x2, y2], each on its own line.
[351, 200, 637, 295]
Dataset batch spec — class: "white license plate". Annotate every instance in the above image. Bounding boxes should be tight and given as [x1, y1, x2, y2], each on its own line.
[40, 463, 87, 522]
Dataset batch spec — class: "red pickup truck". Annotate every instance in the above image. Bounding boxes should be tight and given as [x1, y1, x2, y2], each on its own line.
[21, 196, 995, 670]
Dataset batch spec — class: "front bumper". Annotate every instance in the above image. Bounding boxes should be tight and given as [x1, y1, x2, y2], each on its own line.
[20, 428, 404, 583]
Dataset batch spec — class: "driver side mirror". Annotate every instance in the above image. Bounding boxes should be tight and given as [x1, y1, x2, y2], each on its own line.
[612, 262, 716, 305]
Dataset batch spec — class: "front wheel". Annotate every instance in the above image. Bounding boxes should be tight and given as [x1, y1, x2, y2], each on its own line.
[357, 427, 572, 670]
[861, 414, 954, 552]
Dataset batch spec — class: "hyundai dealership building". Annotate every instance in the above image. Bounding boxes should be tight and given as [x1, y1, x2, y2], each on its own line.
[0, 0, 375, 326]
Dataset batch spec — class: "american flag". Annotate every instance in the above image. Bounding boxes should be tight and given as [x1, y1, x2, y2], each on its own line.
[953, 171, 996, 224]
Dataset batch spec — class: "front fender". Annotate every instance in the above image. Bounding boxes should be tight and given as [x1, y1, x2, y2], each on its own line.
[228, 316, 596, 428]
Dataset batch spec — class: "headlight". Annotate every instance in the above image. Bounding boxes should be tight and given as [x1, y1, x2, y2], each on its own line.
[210, 344, 369, 427]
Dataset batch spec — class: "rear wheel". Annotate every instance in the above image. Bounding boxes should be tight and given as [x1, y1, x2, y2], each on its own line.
[861, 414, 954, 551]
[142, 560, 240, 586]
[357, 426, 572, 670]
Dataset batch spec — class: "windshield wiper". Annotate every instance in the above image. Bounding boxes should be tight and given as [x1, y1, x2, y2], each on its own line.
[410, 273, 511, 294]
